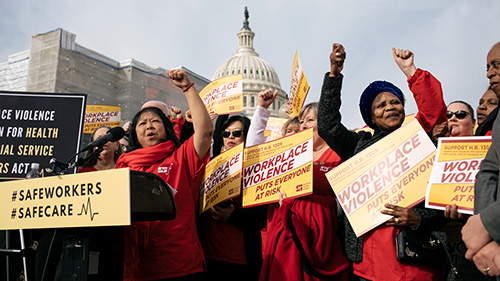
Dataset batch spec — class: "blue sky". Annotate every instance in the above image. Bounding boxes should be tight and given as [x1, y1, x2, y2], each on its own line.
[1, 0, 500, 128]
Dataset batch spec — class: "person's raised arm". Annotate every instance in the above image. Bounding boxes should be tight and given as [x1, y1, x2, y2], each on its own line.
[318, 43, 361, 161]
[246, 89, 278, 147]
[392, 48, 417, 78]
[167, 69, 213, 160]
[169, 106, 183, 120]
[393, 47, 447, 133]
[259, 89, 278, 108]
[329, 43, 345, 77]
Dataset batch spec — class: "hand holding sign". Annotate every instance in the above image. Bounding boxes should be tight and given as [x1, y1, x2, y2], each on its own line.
[210, 202, 235, 221]
[285, 101, 293, 116]
[444, 203, 469, 221]
[208, 110, 218, 121]
[381, 203, 419, 229]
[431, 121, 449, 143]
[278, 191, 287, 207]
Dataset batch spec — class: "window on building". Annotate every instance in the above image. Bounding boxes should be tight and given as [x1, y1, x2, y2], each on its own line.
[251, 96, 255, 107]
[243, 96, 247, 107]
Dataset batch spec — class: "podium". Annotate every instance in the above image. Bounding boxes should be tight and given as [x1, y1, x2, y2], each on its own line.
[129, 170, 176, 222]
[0, 169, 176, 281]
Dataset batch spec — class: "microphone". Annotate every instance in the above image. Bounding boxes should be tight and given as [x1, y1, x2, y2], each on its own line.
[81, 127, 125, 152]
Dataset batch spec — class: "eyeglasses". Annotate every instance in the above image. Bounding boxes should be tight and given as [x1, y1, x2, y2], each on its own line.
[446, 110, 472, 120]
[222, 130, 243, 138]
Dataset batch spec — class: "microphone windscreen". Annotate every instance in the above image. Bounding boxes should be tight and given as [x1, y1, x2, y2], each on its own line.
[109, 126, 125, 141]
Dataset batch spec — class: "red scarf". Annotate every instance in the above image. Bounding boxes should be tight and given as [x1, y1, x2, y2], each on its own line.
[116, 141, 176, 171]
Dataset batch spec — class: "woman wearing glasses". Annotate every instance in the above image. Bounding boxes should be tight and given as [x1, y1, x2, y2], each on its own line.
[433, 96, 495, 140]
[202, 115, 267, 281]
[447, 101, 476, 137]
[441, 101, 496, 280]
[220, 116, 250, 151]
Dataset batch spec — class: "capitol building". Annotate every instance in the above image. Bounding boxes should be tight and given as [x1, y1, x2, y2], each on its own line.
[213, 8, 288, 118]
[0, 8, 288, 122]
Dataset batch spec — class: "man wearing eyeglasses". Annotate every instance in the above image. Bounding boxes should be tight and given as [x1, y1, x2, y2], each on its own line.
[462, 41, 500, 279]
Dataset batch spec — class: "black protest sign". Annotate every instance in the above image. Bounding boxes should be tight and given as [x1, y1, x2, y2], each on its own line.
[0, 91, 86, 180]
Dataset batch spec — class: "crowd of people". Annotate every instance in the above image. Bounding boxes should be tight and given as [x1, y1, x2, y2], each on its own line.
[28, 41, 500, 281]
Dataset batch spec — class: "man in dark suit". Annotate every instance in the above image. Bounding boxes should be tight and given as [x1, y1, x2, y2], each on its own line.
[463, 41, 500, 279]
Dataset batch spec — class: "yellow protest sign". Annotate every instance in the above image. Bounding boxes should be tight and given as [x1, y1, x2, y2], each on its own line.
[0, 168, 131, 230]
[354, 114, 416, 133]
[288, 51, 310, 117]
[199, 74, 243, 115]
[264, 117, 288, 142]
[326, 119, 436, 237]
[425, 136, 491, 215]
[84, 105, 121, 134]
[242, 129, 313, 207]
[200, 143, 244, 214]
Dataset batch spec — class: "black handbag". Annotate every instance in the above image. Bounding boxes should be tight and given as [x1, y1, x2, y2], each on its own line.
[395, 228, 463, 279]
[395, 228, 445, 264]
